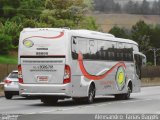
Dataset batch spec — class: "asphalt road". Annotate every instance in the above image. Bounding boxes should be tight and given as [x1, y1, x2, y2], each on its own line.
[0, 86, 160, 115]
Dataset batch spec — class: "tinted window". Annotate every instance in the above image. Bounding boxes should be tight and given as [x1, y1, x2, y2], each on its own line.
[72, 37, 98, 60]
[71, 37, 133, 61]
[9, 72, 18, 78]
[116, 42, 133, 61]
[97, 40, 116, 60]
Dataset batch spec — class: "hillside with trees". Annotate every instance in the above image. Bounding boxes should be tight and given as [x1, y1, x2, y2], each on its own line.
[94, 0, 160, 15]
[0, 0, 160, 66]
[109, 20, 160, 65]
[0, 0, 97, 55]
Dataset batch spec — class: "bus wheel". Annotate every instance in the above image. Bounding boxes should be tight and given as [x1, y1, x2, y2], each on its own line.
[115, 86, 131, 100]
[125, 86, 132, 99]
[41, 97, 58, 105]
[86, 84, 95, 104]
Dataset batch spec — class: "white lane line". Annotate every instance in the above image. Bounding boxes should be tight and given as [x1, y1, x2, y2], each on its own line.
[84, 99, 153, 108]
[120, 99, 153, 104]
[29, 107, 80, 114]
[156, 111, 160, 114]
[29, 98, 154, 114]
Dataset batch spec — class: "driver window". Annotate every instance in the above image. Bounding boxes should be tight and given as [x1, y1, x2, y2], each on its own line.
[134, 54, 142, 79]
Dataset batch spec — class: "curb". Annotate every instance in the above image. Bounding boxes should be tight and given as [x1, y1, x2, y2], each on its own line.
[0, 95, 4, 98]
[0, 91, 4, 98]
[0, 82, 4, 98]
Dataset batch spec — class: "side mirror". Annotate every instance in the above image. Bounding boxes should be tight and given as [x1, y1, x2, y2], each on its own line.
[133, 51, 146, 67]
[142, 55, 146, 66]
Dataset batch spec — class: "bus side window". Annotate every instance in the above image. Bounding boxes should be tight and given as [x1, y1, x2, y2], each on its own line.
[116, 42, 124, 61]
[78, 39, 88, 59]
[134, 54, 142, 79]
[72, 37, 78, 59]
[89, 40, 97, 59]
[124, 44, 133, 61]
[97, 41, 116, 60]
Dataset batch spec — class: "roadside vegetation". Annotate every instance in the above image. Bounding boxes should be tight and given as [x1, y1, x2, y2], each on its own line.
[0, 0, 97, 60]
[0, 0, 160, 65]
[94, 0, 160, 15]
[0, 55, 17, 64]
[109, 21, 160, 65]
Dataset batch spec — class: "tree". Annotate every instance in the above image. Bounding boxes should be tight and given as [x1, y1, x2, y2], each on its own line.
[0, 34, 12, 54]
[152, 0, 159, 15]
[93, 0, 120, 13]
[131, 20, 151, 53]
[124, 0, 135, 14]
[41, 0, 95, 28]
[80, 17, 98, 30]
[0, 0, 20, 18]
[0, 21, 22, 48]
[0, 0, 98, 53]
[109, 26, 130, 39]
[147, 26, 160, 65]
[140, 0, 150, 15]
[18, 0, 45, 19]
[158, 0, 160, 15]
[114, 3, 121, 13]
[133, 2, 141, 14]
[150, 26, 160, 48]
[84, 0, 94, 10]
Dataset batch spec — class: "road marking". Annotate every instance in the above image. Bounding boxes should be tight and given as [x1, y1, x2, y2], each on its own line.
[156, 111, 160, 114]
[31, 98, 154, 114]
[120, 99, 152, 104]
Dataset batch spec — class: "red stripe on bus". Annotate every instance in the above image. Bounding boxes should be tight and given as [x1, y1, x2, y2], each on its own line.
[78, 52, 126, 80]
[24, 32, 64, 39]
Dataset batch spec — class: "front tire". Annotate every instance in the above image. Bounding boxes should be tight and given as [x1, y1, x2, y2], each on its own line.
[125, 86, 131, 99]
[115, 86, 131, 100]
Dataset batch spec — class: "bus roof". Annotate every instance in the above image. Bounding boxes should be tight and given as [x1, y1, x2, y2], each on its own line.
[70, 29, 138, 45]
[22, 28, 138, 45]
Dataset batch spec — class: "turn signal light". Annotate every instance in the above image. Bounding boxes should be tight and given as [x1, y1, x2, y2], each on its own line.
[63, 65, 71, 84]
[18, 65, 23, 84]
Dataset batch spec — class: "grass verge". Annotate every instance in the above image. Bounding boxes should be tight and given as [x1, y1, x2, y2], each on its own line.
[141, 77, 160, 87]
[0, 55, 18, 64]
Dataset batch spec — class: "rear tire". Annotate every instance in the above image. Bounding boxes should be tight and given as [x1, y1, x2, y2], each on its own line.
[41, 97, 58, 105]
[86, 84, 95, 104]
[5, 92, 13, 99]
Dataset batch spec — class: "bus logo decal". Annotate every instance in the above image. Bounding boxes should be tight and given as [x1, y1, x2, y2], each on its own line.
[24, 32, 64, 40]
[78, 52, 126, 80]
[115, 67, 126, 91]
[23, 40, 34, 48]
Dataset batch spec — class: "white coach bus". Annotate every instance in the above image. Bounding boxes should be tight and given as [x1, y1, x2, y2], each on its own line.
[18, 28, 146, 104]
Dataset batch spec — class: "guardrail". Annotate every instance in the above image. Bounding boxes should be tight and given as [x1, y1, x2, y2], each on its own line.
[0, 82, 4, 85]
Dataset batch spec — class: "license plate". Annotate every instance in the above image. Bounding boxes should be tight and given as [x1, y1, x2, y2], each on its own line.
[37, 76, 49, 82]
